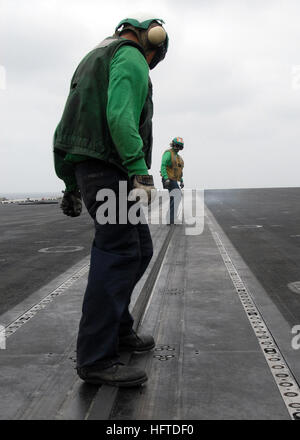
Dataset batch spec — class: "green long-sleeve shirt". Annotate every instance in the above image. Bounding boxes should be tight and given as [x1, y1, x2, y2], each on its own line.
[160, 150, 184, 182]
[55, 44, 149, 191]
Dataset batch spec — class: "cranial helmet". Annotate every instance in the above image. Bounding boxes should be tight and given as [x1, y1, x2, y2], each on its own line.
[115, 14, 169, 69]
[171, 137, 184, 150]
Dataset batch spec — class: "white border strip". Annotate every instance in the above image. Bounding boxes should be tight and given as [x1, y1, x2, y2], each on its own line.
[4, 264, 90, 338]
[206, 216, 300, 420]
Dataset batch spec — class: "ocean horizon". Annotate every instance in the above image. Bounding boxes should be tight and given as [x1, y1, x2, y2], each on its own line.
[0, 192, 62, 200]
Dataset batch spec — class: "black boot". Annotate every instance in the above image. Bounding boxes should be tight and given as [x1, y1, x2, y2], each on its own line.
[119, 330, 155, 353]
[77, 362, 147, 387]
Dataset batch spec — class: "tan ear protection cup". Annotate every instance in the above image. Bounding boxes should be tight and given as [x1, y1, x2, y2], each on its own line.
[114, 22, 168, 68]
[147, 26, 167, 46]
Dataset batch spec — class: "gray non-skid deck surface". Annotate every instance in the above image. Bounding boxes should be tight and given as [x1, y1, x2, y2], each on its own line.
[0, 204, 94, 316]
[205, 188, 300, 328]
[111, 224, 290, 420]
[0, 203, 295, 420]
[0, 225, 168, 420]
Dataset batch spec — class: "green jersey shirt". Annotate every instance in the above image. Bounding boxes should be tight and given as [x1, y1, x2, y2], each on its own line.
[55, 43, 150, 191]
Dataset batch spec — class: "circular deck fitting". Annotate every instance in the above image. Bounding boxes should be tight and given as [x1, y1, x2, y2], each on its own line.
[289, 403, 300, 408]
[287, 282, 300, 294]
[285, 392, 298, 397]
[153, 354, 175, 361]
[279, 382, 294, 388]
[231, 225, 263, 229]
[264, 347, 276, 353]
[38, 246, 84, 253]
[155, 345, 175, 351]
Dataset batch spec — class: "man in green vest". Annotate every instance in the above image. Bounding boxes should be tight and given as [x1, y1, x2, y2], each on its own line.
[53, 15, 168, 387]
[161, 137, 184, 224]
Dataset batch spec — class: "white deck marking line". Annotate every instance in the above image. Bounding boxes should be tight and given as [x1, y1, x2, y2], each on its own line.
[206, 216, 300, 420]
[4, 264, 90, 338]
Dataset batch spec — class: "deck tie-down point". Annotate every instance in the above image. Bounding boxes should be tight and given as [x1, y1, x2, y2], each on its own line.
[153, 345, 175, 361]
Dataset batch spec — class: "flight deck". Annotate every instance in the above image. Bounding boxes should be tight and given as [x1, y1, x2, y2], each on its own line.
[0, 188, 300, 420]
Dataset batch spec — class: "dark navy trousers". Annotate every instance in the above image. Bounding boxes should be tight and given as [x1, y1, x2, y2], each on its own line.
[75, 160, 153, 368]
[163, 179, 182, 224]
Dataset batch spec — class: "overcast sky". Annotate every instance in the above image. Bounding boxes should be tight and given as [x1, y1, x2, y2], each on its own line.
[1, 0, 300, 193]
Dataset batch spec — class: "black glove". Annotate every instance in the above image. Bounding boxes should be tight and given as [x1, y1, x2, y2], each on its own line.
[60, 189, 82, 217]
[180, 182, 184, 189]
[163, 178, 171, 189]
[129, 175, 156, 205]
